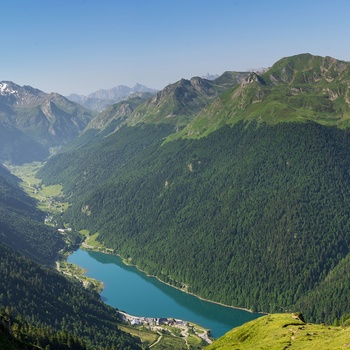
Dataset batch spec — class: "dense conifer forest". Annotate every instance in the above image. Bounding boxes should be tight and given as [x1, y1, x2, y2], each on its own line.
[0, 164, 142, 349]
[0, 165, 64, 265]
[0, 243, 142, 349]
[39, 120, 350, 323]
[4, 53, 350, 349]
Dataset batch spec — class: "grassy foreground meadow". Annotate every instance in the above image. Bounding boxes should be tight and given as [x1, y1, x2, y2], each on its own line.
[205, 313, 350, 350]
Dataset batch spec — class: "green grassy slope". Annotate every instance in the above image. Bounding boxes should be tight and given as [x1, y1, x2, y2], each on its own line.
[127, 73, 249, 128]
[171, 53, 350, 140]
[205, 313, 350, 350]
[86, 95, 148, 132]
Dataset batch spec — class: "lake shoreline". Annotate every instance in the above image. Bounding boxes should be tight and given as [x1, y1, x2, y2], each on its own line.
[68, 245, 263, 338]
[79, 241, 265, 317]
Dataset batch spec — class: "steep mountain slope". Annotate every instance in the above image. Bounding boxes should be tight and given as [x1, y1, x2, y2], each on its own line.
[205, 313, 350, 350]
[39, 121, 350, 322]
[71, 71, 249, 143]
[38, 71, 251, 193]
[0, 145, 142, 349]
[85, 95, 151, 132]
[0, 307, 84, 350]
[0, 124, 48, 165]
[0, 164, 64, 264]
[0, 243, 142, 349]
[172, 53, 350, 139]
[38, 53, 350, 325]
[0, 81, 96, 164]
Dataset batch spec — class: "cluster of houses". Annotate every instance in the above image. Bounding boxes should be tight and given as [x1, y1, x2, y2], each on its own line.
[57, 227, 72, 234]
[118, 311, 212, 345]
[118, 312, 187, 327]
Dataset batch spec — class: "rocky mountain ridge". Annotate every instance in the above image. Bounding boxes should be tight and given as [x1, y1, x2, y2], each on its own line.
[171, 53, 350, 140]
[86, 95, 148, 132]
[126, 72, 250, 128]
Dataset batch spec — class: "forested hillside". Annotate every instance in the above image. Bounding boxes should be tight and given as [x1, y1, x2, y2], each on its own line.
[0, 305, 83, 350]
[0, 158, 143, 349]
[0, 243, 142, 349]
[39, 120, 350, 324]
[37, 53, 350, 326]
[0, 165, 64, 265]
[37, 124, 174, 199]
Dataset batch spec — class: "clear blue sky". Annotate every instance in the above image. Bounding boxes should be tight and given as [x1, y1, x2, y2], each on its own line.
[2, 0, 350, 95]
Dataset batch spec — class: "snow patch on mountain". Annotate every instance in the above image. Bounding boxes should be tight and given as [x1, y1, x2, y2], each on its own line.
[0, 82, 17, 95]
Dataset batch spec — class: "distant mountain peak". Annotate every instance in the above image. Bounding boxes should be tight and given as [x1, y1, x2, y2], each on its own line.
[66, 83, 158, 112]
[0, 81, 18, 95]
[265, 53, 349, 86]
[0, 80, 96, 164]
[201, 73, 220, 80]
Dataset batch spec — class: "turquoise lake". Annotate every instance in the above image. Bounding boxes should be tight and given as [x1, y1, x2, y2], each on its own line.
[68, 249, 261, 338]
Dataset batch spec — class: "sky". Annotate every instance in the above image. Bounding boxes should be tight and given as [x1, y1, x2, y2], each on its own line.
[1, 0, 350, 96]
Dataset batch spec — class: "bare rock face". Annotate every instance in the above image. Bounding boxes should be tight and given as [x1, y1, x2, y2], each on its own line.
[291, 312, 306, 323]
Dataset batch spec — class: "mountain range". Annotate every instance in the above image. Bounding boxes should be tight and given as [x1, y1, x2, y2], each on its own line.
[66, 83, 158, 112]
[36, 53, 350, 325]
[126, 73, 249, 128]
[0, 81, 96, 164]
[2, 53, 350, 349]
[174, 54, 350, 139]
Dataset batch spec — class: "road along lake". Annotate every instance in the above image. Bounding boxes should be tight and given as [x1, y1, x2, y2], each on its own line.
[68, 248, 261, 338]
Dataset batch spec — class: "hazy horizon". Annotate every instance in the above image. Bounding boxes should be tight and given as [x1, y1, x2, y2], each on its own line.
[2, 0, 350, 96]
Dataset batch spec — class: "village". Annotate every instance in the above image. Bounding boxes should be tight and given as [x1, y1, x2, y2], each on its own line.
[57, 233, 213, 347]
[118, 311, 212, 346]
